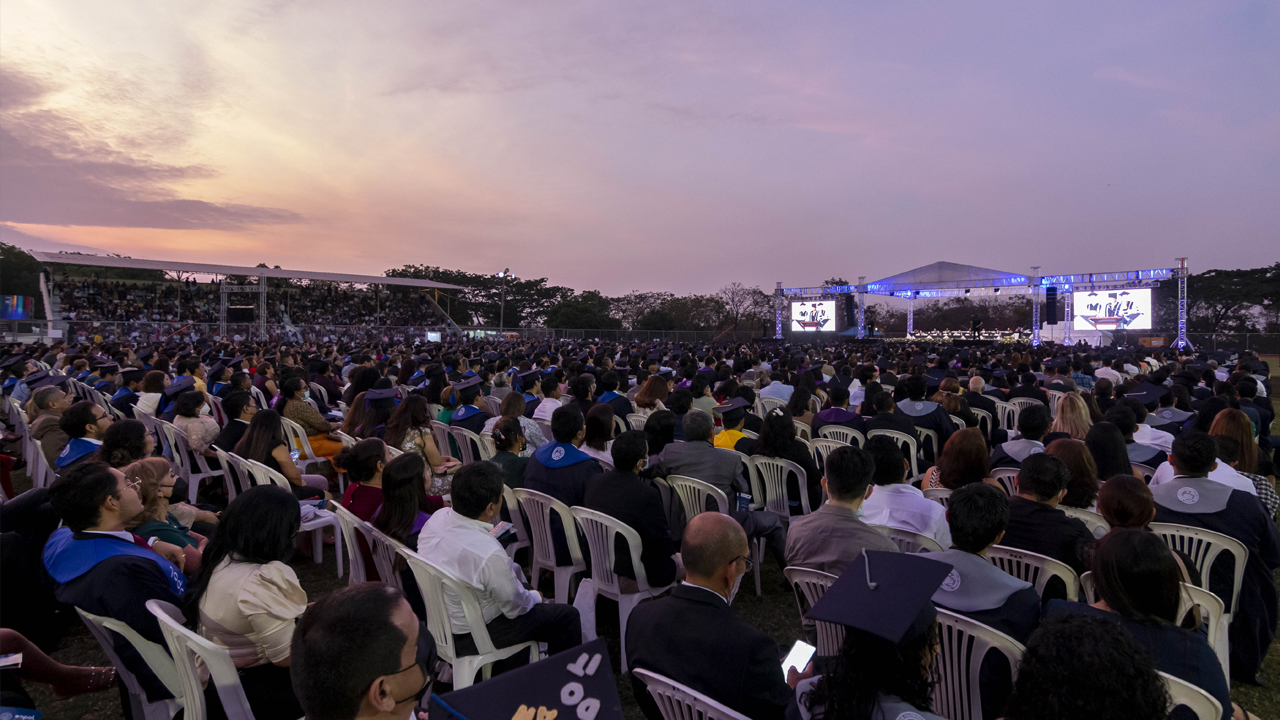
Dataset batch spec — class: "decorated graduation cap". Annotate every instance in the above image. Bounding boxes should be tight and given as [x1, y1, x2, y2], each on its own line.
[429, 638, 622, 720]
[163, 376, 197, 398]
[713, 397, 750, 424]
[807, 550, 953, 645]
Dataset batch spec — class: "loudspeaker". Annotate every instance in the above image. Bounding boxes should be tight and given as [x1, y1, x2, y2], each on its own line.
[843, 295, 856, 329]
[1045, 286, 1058, 325]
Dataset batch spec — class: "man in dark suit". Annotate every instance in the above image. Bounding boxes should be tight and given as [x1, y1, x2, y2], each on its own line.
[627, 512, 796, 720]
[212, 390, 256, 454]
[962, 376, 1008, 444]
[1007, 372, 1050, 406]
[583, 431, 680, 588]
[863, 391, 921, 444]
[44, 462, 188, 704]
[1001, 453, 1095, 595]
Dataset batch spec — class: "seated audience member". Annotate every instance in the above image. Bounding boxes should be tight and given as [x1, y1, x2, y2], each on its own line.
[643, 409, 677, 460]
[862, 435, 951, 548]
[583, 430, 681, 588]
[278, 376, 344, 459]
[98, 419, 154, 469]
[1122, 396, 1175, 455]
[597, 370, 636, 420]
[356, 386, 398, 441]
[1085, 421, 1134, 481]
[1044, 438, 1101, 511]
[371, 452, 434, 619]
[337, 438, 389, 520]
[55, 401, 113, 475]
[43, 462, 187, 704]
[27, 385, 72, 466]
[655, 409, 788, 571]
[417, 462, 581, 679]
[172, 389, 220, 456]
[125, 457, 211, 572]
[490, 416, 529, 489]
[735, 386, 765, 434]
[921, 427, 994, 492]
[1151, 430, 1280, 684]
[524, 374, 555, 423]
[234, 409, 328, 500]
[795, 550, 952, 720]
[1002, 453, 1095, 580]
[1003, 614, 1171, 720]
[666, 387, 695, 441]
[212, 390, 256, 455]
[628, 513, 795, 720]
[786, 444, 898, 576]
[0, 628, 117, 711]
[291, 583, 436, 720]
[755, 409, 823, 514]
[1044, 529, 1232, 720]
[963, 376, 1006, 441]
[135, 370, 167, 417]
[1105, 405, 1168, 468]
[633, 375, 669, 418]
[523, 404, 603, 564]
[1213, 436, 1278, 517]
[186, 485, 306, 718]
[809, 385, 867, 438]
[480, 391, 549, 457]
[1096, 474, 1202, 589]
[580, 403, 616, 467]
[1008, 371, 1051, 406]
[712, 398, 757, 454]
[448, 376, 490, 440]
[787, 386, 816, 429]
[759, 371, 794, 403]
[990, 404, 1050, 469]
[384, 395, 461, 488]
[864, 391, 921, 444]
[1044, 392, 1092, 443]
[895, 375, 958, 455]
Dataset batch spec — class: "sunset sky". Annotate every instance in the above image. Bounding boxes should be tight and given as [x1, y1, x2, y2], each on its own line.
[2, 1, 1277, 294]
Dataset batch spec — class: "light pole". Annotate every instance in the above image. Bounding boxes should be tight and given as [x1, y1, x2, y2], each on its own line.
[497, 268, 509, 331]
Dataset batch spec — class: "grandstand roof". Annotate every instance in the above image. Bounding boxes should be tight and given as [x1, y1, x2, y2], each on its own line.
[27, 251, 463, 290]
[865, 261, 1029, 294]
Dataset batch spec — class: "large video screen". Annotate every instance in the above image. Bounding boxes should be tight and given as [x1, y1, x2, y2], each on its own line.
[1073, 288, 1152, 331]
[791, 300, 835, 332]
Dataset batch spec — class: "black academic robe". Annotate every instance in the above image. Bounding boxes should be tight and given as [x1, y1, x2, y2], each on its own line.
[448, 404, 490, 455]
[597, 392, 634, 422]
[521, 392, 542, 419]
[1153, 478, 1280, 683]
[523, 443, 603, 565]
[810, 407, 866, 437]
[894, 399, 957, 460]
[110, 389, 140, 417]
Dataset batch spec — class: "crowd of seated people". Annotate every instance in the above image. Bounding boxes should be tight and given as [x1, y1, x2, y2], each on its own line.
[0, 334, 1275, 719]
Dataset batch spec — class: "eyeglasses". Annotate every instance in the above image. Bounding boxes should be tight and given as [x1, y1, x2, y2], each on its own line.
[733, 555, 754, 571]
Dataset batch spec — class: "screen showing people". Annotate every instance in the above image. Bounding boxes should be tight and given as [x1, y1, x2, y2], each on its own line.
[1073, 288, 1152, 331]
[791, 300, 834, 332]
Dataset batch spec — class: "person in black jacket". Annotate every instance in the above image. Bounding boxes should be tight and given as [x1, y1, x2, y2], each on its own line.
[596, 371, 635, 421]
[754, 409, 822, 515]
[627, 512, 795, 720]
[894, 376, 957, 461]
[864, 392, 922, 444]
[1001, 453, 1095, 595]
[583, 431, 680, 588]
[1007, 372, 1050, 406]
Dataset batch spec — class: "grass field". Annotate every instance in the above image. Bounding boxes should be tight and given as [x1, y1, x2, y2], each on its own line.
[11, 464, 1279, 720]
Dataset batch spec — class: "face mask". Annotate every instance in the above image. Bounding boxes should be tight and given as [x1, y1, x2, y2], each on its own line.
[303, 390, 311, 401]
[727, 569, 745, 606]
[199, 403, 210, 416]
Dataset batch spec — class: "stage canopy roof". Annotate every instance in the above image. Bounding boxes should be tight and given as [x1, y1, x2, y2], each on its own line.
[865, 261, 1029, 295]
[27, 251, 463, 290]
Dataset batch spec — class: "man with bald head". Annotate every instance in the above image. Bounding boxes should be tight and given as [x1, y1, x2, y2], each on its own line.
[626, 513, 795, 720]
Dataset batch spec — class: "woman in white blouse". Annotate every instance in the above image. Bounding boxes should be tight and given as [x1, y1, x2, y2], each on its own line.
[185, 485, 306, 719]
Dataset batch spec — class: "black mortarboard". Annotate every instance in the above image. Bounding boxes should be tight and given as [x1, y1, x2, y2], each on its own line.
[714, 397, 750, 422]
[806, 550, 952, 645]
[120, 368, 146, 383]
[454, 376, 482, 397]
[93, 362, 120, 374]
[426, 365, 447, 379]
[163, 376, 197, 398]
[364, 387, 398, 401]
[1126, 383, 1168, 408]
[138, 347, 155, 361]
[427, 638, 623, 720]
[209, 363, 226, 378]
[0, 354, 28, 369]
[29, 371, 69, 390]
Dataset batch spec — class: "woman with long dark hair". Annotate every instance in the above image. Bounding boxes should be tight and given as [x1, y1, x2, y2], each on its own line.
[185, 485, 305, 720]
[354, 381, 396, 440]
[336, 438, 387, 521]
[920, 428, 992, 491]
[754, 408, 821, 514]
[233, 410, 327, 500]
[1045, 439, 1100, 510]
[643, 410, 677, 462]
[371, 453, 431, 548]
[788, 386, 815, 429]
[277, 376, 343, 460]
[384, 394, 460, 488]
[581, 403, 615, 467]
[1084, 422, 1132, 483]
[341, 366, 380, 407]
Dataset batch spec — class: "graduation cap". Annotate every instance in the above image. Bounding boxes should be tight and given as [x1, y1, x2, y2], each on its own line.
[427, 638, 622, 720]
[28, 370, 69, 390]
[454, 375, 483, 399]
[209, 363, 227, 378]
[0, 354, 28, 370]
[1126, 383, 1168, 408]
[93, 362, 120, 374]
[713, 397, 750, 423]
[138, 347, 156, 361]
[364, 387, 398, 403]
[163, 376, 197, 398]
[120, 368, 146, 384]
[807, 550, 953, 645]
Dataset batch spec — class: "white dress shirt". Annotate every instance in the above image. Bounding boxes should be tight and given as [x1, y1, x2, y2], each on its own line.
[417, 508, 541, 634]
[1094, 367, 1122, 385]
[759, 381, 794, 403]
[1131, 424, 1174, 454]
[1148, 461, 1257, 496]
[531, 397, 559, 423]
[860, 483, 952, 549]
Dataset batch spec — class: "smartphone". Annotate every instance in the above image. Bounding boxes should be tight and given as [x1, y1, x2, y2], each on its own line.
[781, 640, 816, 678]
[289, 449, 302, 463]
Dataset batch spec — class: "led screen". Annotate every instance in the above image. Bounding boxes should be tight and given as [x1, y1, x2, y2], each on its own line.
[1072, 288, 1151, 331]
[791, 300, 835, 332]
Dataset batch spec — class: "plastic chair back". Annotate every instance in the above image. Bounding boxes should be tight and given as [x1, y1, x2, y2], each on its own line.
[987, 545, 1079, 601]
[76, 607, 184, 720]
[932, 608, 1025, 720]
[483, 395, 502, 415]
[1008, 397, 1044, 416]
[570, 506, 657, 593]
[367, 522, 408, 591]
[208, 396, 228, 427]
[627, 413, 648, 431]
[666, 475, 729, 518]
[1131, 462, 1157, 482]
[449, 425, 492, 463]
[923, 487, 952, 507]
[989, 467, 1018, 497]
[147, 600, 254, 720]
[871, 524, 943, 553]
[992, 400, 1017, 430]
[1149, 522, 1247, 619]
[914, 426, 940, 463]
[633, 669, 751, 720]
[810, 438, 846, 472]
[1059, 505, 1110, 539]
[759, 397, 786, 415]
[330, 501, 371, 584]
[752, 456, 810, 519]
[213, 446, 247, 500]
[866, 429, 919, 478]
[794, 421, 812, 442]
[429, 421, 452, 459]
[971, 407, 994, 441]
[511, 487, 586, 602]
[782, 567, 843, 658]
[1046, 391, 1065, 417]
[1161, 671, 1223, 720]
[817, 424, 863, 447]
[501, 484, 532, 559]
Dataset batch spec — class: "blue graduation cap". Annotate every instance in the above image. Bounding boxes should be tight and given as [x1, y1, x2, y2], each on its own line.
[806, 550, 953, 645]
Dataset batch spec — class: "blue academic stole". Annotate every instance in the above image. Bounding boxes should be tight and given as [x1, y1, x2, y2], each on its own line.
[56, 438, 100, 468]
[43, 528, 186, 596]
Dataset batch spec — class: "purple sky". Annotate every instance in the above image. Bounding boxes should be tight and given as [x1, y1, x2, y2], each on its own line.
[2, 1, 1277, 294]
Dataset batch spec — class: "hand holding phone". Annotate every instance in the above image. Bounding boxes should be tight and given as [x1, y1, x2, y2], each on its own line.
[782, 640, 816, 680]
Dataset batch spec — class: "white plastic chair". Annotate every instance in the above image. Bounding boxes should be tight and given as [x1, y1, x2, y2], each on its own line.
[971, 407, 994, 442]
[30, 438, 58, 490]
[633, 669, 751, 720]
[248, 384, 268, 413]
[483, 395, 502, 415]
[280, 416, 330, 475]
[612, 414, 628, 437]
[501, 484, 532, 561]
[449, 425, 493, 464]
[1046, 390, 1065, 417]
[923, 487, 953, 507]
[398, 547, 540, 689]
[782, 566, 843, 658]
[242, 461, 345, 578]
[794, 421, 812, 442]
[866, 429, 920, 478]
[367, 522, 408, 592]
[871, 524, 943, 553]
[817, 424, 864, 447]
[1150, 522, 1247, 679]
[309, 382, 330, 407]
[330, 501, 372, 584]
[989, 467, 1018, 497]
[914, 426, 940, 463]
[809, 438, 847, 473]
[429, 420, 453, 458]
[992, 400, 1017, 431]
[212, 446, 251, 500]
[949, 414, 967, 430]
[1008, 397, 1044, 417]
[570, 506, 675, 672]
[1131, 462, 1157, 482]
[146, 600, 255, 720]
[751, 456, 811, 520]
[512, 487, 587, 604]
[332, 430, 358, 493]
[932, 608, 1025, 720]
[665, 474, 764, 597]
[1059, 505, 1110, 539]
[207, 395, 228, 427]
[986, 545, 1079, 601]
[76, 608, 184, 720]
[759, 397, 786, 415]
[158, 420, 225, 505]
[627, 413, 648, 431]
[1161, 671, 1223, 720]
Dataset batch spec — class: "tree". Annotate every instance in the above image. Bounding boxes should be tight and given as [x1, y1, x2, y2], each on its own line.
[1154, 265, 1277, 334]
[717, 282, 758, 330]
[385, 264, 573, 327]
[609, 291, 674, 330]
[544, 291, 621, 329]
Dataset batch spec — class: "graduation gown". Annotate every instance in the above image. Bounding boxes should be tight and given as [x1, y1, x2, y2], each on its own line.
[1152, 477, 1280, 682]
[809, 407, 866, 437]
[597, 391, 634, 422]
[523, 442, 602, 565]
[989, 438, 1045, 469]
[894, 400, 956, 459]
[110, 388, 140, 417]
[449, 404, 489, 458]
[1126, 442, 1167, 468]
[55, 438, 101, 470]
[521, 392, 542, 419]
